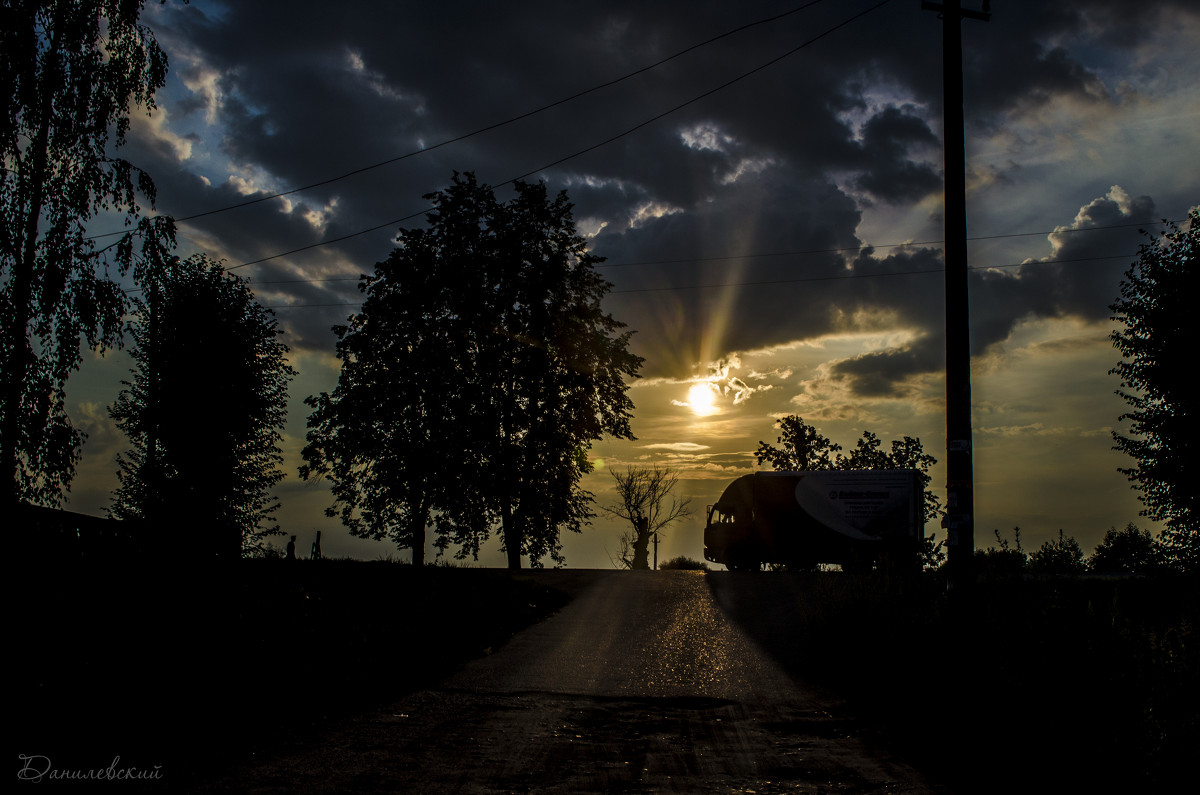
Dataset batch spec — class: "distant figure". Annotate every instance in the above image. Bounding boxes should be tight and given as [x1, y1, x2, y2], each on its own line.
[310, 531, 323, 561]
[286, 535, 296, 560]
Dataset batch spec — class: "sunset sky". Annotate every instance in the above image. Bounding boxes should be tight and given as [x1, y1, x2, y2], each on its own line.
[64, 0, 1199, 566]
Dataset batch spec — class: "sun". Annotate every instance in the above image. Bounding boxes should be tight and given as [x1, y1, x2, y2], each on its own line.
[687, 383, 719, 417]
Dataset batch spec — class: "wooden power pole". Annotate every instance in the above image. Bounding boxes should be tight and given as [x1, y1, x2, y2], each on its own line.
[922, 0, 989, 588]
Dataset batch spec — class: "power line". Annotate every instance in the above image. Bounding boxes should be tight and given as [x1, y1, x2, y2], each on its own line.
[226, 0, 894, 272]
[506, 0, 891, 184]
[83, 0, 832, 241]
[596, 218, 1173, 269]
[120, 217, 1175, 296]
[609, 253, 1134, 294]
[260, 252, 1138, 309]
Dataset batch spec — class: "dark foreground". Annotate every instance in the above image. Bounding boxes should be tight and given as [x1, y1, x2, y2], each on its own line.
[189, 570, 933, 794]
[16, 562, 1198, 792]
[16, 560, 567, 790]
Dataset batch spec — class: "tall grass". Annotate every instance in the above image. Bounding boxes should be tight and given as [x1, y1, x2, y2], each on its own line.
[712, 570, 1198, 793]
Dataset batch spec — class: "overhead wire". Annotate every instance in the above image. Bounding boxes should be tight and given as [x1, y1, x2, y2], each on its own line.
[260, 252, 1142, 309]
[94, 0, 1178, 310]
[225, 0, 894, 272]
[82, 0, 834, 242]
[117, 216, 1175, 296]
[607, 253, 1138, 295]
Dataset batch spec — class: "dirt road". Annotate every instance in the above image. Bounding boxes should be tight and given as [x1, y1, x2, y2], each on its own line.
[199, 571, 938, 794]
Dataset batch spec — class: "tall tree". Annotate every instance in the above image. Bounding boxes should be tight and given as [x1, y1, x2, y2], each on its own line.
[754, 415, 843, 472]
[603, 465, 691, 570]
[300, 221, 479, 566]
[110, 255, 295, 559]
[1110, 210, 1199, 572]
[302, 173, 642, 567]
[1, 0, 173, 507]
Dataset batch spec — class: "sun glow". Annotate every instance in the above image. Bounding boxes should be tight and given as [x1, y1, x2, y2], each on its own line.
[687, 383, 719, 417]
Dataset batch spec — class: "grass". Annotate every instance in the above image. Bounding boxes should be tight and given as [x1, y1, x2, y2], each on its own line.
[19, 555, 1194, 792]
[16, 558, 568, 787]
[713, 569, 1199, 793]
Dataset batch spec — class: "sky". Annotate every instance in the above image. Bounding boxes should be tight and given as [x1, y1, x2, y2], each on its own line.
[62, 0, 1200, 567]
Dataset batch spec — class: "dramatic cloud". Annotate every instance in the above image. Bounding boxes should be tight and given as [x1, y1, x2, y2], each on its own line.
[61, 0, 1200, 562]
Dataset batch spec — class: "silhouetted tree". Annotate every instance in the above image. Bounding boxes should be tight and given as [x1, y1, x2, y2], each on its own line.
[1027, 529, 1086, 577]
[302, 173, 641, 568]
[300, 209, 481, 566]
[110, 255, 295, 559]
[1, 0, 174, 507]
[1110, 209, 1198, 572]
[974, 526, 1027, 579]
[1090, 523, 1162, 575]
[754, 415, 843, 471]
[755, 415, 943, 567]
[603, 465, 691, 570]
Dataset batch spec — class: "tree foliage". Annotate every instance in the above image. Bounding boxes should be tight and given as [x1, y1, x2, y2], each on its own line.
[974, 526, 1027, 579]
[1110, 209, 1199, 571]
[109, 255, 295, 559]
[602, 465, 691, 570]
[754, 415, 843, 472]
[1027, 529, 1086, 577]
[1, 0, 174, 506]
[1090, 523, 1162, 575]
[302, 173, 642, 568]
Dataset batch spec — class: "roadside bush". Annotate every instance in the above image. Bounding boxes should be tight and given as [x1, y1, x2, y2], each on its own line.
[659, 555, 709, 570]
[712, 569, 1199, 793]
[1028, 529, 1087, 576]
[1090, 523, 1163, 575]
[974, 527, 1027, 579]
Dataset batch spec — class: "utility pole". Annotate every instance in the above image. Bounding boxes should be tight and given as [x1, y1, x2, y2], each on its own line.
[922, 0, 989, 589]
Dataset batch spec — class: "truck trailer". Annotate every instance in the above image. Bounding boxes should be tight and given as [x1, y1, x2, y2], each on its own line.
[704, 470, 923, 571]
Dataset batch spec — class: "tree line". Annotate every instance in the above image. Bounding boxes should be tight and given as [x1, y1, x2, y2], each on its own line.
[976, 523, 1182, 578]
[3, 2, 642, 567]
[2, 1, 1194, 571]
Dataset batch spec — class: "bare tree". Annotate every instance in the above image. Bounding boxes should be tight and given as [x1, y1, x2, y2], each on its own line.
[603, 466, 691, 570]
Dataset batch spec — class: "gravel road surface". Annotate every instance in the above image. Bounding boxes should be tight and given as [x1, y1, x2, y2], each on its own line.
[198, 570, 939, 794]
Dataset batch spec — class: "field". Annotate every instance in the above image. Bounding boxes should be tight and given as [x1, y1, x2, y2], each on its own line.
[17, 559, 568, 787]
[717, 570, 1200, 793]
[16, 560, 1198, 792]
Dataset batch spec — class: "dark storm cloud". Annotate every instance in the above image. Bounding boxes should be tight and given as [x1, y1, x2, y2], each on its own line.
[830, 335, 944, 398]
[852, 105, 941, 203]
[593, 165, 865, 370]
[971, 189, 1157, 350]
[126, 0, 1188, 374]
[824, 190, 1159, 399]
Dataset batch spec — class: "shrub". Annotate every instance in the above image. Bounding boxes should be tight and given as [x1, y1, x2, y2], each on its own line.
[1028, 529, 1087, 576]
[659, 555, 709, 570]
[1090, 523, 1163, 575]
[975, 527, 1028, 579]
